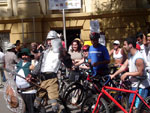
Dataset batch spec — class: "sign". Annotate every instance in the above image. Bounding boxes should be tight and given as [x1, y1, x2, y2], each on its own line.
[99, 32, 106, 46]
[90, 20, 100, 33]
[49, 0, 81, 10]
[0, 0, 6, 1]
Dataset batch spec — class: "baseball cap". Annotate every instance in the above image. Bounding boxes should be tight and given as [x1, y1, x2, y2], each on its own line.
[113, 40, 120, 45]
[147, 33, 150, 37]
[82, 45, 90, 51]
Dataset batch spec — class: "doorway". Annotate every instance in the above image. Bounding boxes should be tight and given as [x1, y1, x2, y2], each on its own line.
[56, 29, 81, 50]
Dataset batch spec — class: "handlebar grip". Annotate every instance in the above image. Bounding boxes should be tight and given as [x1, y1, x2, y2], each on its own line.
[103, 75, 111, 85]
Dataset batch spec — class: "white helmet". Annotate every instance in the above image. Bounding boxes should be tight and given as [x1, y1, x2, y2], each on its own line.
[46, 30, 58, 39]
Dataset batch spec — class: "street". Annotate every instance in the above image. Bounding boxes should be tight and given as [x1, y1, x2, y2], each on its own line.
[0, 83, 124, 113]
[0, 85, 80, 113]
[0, 88, 12, 113]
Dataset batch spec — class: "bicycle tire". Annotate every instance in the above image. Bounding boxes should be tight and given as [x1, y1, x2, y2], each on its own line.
[81, 95, 110, 113]
[64, 85, 85, 111]
[59, 79, 69, 98]
[110, 92, 129, 111]
[62, 82, 82, 99]
[137, 96, 150, 113]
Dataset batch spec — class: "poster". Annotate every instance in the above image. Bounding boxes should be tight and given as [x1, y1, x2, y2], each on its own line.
[90, 20, 100, 33]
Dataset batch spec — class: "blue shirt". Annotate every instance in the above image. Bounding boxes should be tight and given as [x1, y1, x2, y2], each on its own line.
[88, 44, 110, 76]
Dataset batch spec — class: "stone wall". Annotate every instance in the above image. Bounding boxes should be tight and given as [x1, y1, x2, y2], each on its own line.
[0, 0, 149, 50]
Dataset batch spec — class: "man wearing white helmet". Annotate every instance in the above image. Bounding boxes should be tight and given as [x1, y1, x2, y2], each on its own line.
[33, 30, 62, 113]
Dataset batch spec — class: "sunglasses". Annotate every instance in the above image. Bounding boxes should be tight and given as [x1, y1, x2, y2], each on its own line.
[113, 44, 119, 45]
[83, 50, 88, 52]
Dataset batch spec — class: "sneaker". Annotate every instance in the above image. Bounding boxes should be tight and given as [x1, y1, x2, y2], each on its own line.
[52, 104, 62, 113]
[91, 104, 95, 110]
[0, 84, 4, 88]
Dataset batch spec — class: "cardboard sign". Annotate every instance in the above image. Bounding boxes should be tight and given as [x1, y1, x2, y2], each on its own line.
[90, 20, 100, 33]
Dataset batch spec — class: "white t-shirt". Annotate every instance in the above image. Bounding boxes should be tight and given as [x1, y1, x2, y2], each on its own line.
[140, 45, 150, 67]
[0, 51, 4, 63]
[16, 62, 36, 94]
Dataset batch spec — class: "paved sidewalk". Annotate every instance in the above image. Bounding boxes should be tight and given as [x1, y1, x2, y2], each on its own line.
[0, 88, 12, 113]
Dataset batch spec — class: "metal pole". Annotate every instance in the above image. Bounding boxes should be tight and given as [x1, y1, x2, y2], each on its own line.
[62, 9, 69, 77]
[63, 9, 67, 49]
[33, 16, 36, 41]
[21, 19, 24, 42]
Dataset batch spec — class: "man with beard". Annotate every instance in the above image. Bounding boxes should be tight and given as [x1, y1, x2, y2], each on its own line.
[16, 49, 37, 113]
[110, 36, 149, 110]
[27, 30, 62, 113]
[88, 32, 110, 76]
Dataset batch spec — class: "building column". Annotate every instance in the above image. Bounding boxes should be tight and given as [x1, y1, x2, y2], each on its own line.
[7, 0, 13, 16]
[39, 0, 46, 15]
[12, 0, 18, 16]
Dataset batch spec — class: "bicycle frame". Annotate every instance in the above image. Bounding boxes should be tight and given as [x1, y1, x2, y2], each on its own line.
[93, 86, 150, 113]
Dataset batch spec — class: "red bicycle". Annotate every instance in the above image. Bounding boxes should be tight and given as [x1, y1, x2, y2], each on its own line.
[92, 76, 150, 113]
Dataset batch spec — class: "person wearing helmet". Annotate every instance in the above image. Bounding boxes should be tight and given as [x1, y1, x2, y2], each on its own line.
[88, 32, 110, 76]
[74, 45, 90, 69]
[30, 30, 62, 113]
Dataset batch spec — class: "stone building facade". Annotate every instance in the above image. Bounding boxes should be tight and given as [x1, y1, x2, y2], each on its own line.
[0, 0, 150, 50]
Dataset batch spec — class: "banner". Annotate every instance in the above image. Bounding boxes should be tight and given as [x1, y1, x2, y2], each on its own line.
[49, 0, 81, 10]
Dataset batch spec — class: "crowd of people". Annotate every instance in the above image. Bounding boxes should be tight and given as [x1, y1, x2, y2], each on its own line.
[0, 30, 150, 112]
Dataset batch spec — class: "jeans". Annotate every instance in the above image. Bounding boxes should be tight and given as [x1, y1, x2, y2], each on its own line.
[129, 87, 148, 108]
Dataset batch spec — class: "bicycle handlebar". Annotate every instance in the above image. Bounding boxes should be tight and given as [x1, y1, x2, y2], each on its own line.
[103, 75, 111, 86]
[88, 74, 111, 86]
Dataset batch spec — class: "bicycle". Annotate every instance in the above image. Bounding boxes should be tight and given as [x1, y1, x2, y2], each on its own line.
[62, 67, 90, 99]
[81, 75, 130, 113]
[57, 65, 70, 99]
[92, 75, 150, 113]
[64, 71, 127, 113]
[62, 68, 90, 112]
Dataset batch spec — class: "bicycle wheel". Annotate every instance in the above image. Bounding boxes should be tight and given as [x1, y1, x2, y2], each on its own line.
[81, 95, 110, 113]
[118, 93, 129, 110]
[137, 96, 150, 113]
[62, 82, 82, 99]
[59, 78, 69, 98]
[64, 85, 85, 111]
[113, 92, 129, 109]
